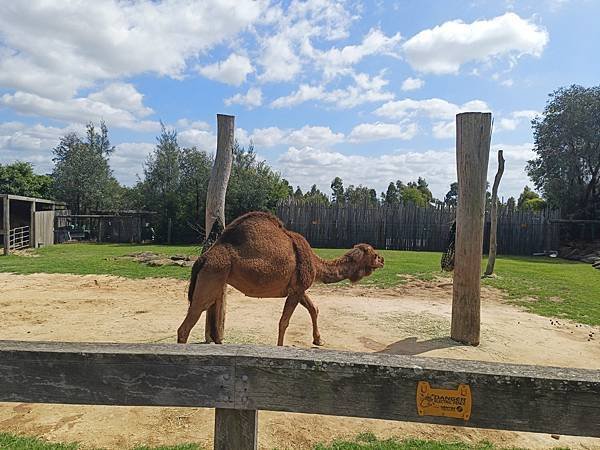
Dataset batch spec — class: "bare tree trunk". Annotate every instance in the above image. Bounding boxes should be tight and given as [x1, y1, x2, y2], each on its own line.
[484, 150, 505, 276]
[203, 114, 234, 343]
[451, 112, 492, 346]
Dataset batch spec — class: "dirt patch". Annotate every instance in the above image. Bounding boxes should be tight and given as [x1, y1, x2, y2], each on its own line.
[0, 272, 598, 449]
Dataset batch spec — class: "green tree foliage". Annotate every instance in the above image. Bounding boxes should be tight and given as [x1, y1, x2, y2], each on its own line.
[293, 186, 304, 199]
[517, 185, 540, 209]
[0, 161, 53, 198]
[523, 197, 547, 211]
[52, 122, 118, 214]
[416, 177, 433, 203]
[345, 184, 378, 206]
[527, 85, 600, 217]
[401, 186, 428, 206]
[506, 196, 517, 209]
[330, 177, 345, 204]
[226, 142, 292, 220]
[142, 124, 182, 240]
[382, 182, 400, 205]
[303, 184, 330, 204]
[444, 182, 458, 206]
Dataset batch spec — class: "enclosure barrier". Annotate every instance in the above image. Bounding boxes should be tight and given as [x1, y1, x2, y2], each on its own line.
[1, 341, 599, 449]
[8, 226, 30, 251]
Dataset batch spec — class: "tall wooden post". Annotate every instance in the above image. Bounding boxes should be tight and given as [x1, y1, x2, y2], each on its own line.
[3, 197, 10, 255]
[203, 114, 235, 343]
[484, 150, 505, 276]
[29, 201, 36, 248]
[451, 112, 492, 346]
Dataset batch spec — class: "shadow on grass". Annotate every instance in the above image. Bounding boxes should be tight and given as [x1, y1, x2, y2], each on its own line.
[378, 336, 463, 356]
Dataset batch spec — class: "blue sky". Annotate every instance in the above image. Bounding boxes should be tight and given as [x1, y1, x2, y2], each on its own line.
[1, 0, 599, 200]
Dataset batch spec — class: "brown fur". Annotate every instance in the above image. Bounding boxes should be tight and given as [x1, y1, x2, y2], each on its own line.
[177, 211, 384, 346]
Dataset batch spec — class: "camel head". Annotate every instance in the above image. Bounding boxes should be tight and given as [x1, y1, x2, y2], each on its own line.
[344, 243, 385, 283]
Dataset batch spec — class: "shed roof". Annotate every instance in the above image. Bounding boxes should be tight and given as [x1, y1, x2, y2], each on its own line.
[0, 194, 66, 205]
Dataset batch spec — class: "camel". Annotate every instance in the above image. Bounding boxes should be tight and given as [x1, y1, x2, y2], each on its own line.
[177, 211, 384, 346]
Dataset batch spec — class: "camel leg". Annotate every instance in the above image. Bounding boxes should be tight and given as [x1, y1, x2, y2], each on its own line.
[178, 271, 227, 344]
[277, 295, 299, 346]
[207, 285, 227, 344]
[300, 294, 323, 346]
[177, 295, 214, 344]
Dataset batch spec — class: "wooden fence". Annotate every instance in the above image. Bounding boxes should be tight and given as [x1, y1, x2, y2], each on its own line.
[1, 341, 599, 450]
[276, 201, 560, 256]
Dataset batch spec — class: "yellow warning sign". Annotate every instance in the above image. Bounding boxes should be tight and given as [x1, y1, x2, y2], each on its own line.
[416, 381, 472, 420]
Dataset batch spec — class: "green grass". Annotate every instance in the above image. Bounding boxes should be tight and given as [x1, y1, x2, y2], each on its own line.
[315, 433, 515, 450]
[0, 433, 201, 450]
[0, 432, 549, 450]
[0, 243, 598, 325]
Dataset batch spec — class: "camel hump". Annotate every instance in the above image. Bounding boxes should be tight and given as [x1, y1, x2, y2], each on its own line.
[218, 211, 285, 246]
[287, 230, 316, 292]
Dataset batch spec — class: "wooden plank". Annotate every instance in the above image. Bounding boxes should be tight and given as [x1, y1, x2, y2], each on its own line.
[234, 346, 600, 437]
[214, 408, 257, 450]
[452, 112, 492, 345]
[0, 341, 235, 408]
[0, 342, 599, 437]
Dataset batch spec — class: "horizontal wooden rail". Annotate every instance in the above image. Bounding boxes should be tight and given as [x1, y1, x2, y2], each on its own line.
[0, 341, 599, 449]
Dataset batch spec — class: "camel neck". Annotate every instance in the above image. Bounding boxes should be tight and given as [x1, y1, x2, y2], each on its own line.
[315, 255, 353, 284]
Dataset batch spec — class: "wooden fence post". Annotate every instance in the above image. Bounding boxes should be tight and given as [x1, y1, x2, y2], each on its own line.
[451, 112, 492, 346]
[203, 114, 235, 343]
[484, 150, 505, 276]
[214, 408, 257, 450]
[167, 218, 172, 244]
[3, 197, 10, 255]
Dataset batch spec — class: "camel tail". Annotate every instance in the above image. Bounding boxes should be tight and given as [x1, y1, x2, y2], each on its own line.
[188, 256, 207, 304]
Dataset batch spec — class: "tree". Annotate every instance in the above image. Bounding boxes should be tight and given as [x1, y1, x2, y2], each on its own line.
[506, 196, 516, 210]
[527, 85, 600, 217]
[445, 182, 458, 206]
[0, 162, 53, 198]
[226, 142, 293, 219]
[179, 147, 213, 241]
[517, 185, 540, 210]
[382, 182, 400, 205]
[303, 184, 329, 204]
[330, 177, 345, 204]
[401, 186, 428, 206]
[345, 184, 378, 206]
[142, 124, 182, 240]
[416, 177, 433, 203]
[294, 186, 304, 199]
[522, 197, 547, 211]
[52, 121, 117, 214]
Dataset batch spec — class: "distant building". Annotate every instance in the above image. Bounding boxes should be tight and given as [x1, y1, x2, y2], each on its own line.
[1, 194, 66, 255]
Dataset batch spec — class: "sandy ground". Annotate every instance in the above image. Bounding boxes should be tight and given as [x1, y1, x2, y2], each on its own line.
[0, 272, 598, 449]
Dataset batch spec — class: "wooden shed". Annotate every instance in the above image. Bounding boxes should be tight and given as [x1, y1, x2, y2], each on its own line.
[1, 194, 64, 255]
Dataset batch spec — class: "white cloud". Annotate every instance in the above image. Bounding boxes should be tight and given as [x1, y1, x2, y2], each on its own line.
[500, 78, 514, 87]
[178, 129, 216, 150]
[401, 77, 425, 91]
[256, 0, 354, 82]
[403, 13, 549, 74]
[198, 53, 254, 86]
[496, 110, 539, 131]
[175, 119, 211, 131]
[87, 83, 153, 117]
[224, 87, 263, 108]
[0, 1, 265, 99]
[375, 98, 490, 120]
[276, 142, 536, 200]
[1, 91, 159, 132]
[111, 142, 156, 185]
[311, 28, 402, 79]
[249, 125, 343, 148]
[0, 122, 82, 173]
[271, 72, 394, 109]
[348, 122, 418, 142]
[258, 35, 303, 82]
